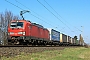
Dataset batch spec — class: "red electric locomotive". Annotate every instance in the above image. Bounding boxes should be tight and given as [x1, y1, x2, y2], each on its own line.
[8, 20, 50, 45]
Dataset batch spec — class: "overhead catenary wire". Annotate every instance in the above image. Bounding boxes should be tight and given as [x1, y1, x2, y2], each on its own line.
[44, 0, 63, 19]
[44, 0, 82, 32]
[37, 0, 75, 33]
[37, 0, 82, 36]
[5, 0, 23, 10]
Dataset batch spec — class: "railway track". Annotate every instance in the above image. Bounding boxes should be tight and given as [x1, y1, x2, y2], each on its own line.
[0, 46, 65, 57]
[0, 45, 65, 47]
[0, 45, 83, 57]
[0, 45, 81, 47]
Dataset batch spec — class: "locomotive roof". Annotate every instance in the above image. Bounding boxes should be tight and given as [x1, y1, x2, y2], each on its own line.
[32, 23, 44, 28]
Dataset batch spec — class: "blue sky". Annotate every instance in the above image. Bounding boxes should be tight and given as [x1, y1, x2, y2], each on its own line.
[0, 0, 90, 43]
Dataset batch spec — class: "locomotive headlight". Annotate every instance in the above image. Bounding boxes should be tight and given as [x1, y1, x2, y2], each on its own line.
[23, 32, 25, 35]
[18, 32, 25, 35]
[18, 32, 23, 34]
[10, 32, 14, 34]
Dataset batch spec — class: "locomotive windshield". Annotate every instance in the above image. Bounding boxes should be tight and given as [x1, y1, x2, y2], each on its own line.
[10, 22, 23, 28]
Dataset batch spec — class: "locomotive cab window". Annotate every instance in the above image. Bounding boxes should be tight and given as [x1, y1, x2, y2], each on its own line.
[10, 22, 23, 28]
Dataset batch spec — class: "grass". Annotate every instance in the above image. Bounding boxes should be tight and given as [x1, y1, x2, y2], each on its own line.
[1, 47, 90, 60]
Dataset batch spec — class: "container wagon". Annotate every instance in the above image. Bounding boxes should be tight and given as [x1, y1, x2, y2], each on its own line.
[67, 36, 69, 43]
[47, 28, 60, 44]
[68, 36, 72, 44]
[72, 38, 76, 45]
[75, 39, 79, 46]
[60, 33, 68, 45]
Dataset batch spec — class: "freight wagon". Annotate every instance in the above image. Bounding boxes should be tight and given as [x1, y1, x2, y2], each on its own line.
[67, 36, 69, 43]
[68, 36, 72, 44]
[69, 37, 76, 45]
[72, 38, 76, 45]
[79, 40, 84, 46]
[60, 33, 68, 45]
[48, 28, 60, 42]
[75, 39, 79, 45]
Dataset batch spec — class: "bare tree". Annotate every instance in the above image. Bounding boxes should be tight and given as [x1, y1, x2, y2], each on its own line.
[0, 10, 21, 45]
[0, 14, 4, 27]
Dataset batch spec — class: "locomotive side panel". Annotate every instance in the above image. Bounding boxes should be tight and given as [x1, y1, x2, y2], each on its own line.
[39, 28, 44, 39]
[30, 25, 40, 39]
[44, 29, 50, 40]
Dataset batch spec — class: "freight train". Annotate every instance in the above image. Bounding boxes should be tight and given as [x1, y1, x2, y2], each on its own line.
[7, 20, 84, 46]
